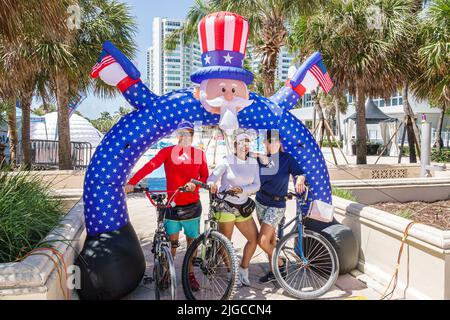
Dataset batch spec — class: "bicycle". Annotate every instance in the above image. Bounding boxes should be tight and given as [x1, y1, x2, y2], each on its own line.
[132, 185, 188, 300]
[181, 179, 239, 300]
[272, 187, 339, 299]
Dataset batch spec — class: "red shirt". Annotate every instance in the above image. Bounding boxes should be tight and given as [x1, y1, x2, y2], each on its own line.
[128, 145, 209, 206]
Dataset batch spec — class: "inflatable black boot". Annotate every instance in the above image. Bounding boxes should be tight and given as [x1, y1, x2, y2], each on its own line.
[75, 223, 145, 300]
[304, 219, 359, 274]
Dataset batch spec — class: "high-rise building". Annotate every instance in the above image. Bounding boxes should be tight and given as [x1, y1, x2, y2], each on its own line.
[146, 47, 153, 88]
[147, 18, 202, 95]
[248, 46, 295, 84]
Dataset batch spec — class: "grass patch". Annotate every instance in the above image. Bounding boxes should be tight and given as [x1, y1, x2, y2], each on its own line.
[0, 170, 64, 263]
[396, 208, 415, 220]
[332, 187, 357, 201]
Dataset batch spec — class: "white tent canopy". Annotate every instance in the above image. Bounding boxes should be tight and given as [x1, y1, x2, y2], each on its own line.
[31, 112, 103, 147]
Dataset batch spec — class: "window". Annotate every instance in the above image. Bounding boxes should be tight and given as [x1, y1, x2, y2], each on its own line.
[302, 94, 314, 108]
[346, 94, 354, 104]
[165, 58, 180, 63]
[165, 76, 180, 81]
[166, 21, 181, 26]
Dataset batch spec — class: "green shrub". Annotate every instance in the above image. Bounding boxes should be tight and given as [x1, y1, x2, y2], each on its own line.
[0, 170, 64, 263]
[431, 148, 450, 163]
[321, 140, 343, 148]
[332, 187, 357, 201]
[401, 146, 410, 156]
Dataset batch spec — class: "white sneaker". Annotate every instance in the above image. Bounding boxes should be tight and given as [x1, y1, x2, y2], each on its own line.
[235, 274, 242, 287]
[238, 267, 250, 286]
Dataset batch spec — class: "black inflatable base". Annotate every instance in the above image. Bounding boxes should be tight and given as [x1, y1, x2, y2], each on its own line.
[304, 219, 359, 274]
[75, 223, 146, 300]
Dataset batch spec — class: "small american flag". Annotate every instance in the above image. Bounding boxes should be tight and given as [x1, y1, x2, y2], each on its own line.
[290, 52, 334, 96]
[68, 92, 86, 117]
[90, 54, 116, 78]
[309, 59, 333, 93]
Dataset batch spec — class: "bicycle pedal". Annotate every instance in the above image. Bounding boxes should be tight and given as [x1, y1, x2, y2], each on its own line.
[143, 275, 154, 284]
[192, 257, 203, 266]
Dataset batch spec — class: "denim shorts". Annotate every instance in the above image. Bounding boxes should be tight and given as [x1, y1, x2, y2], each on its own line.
[255, 199, 286, 229]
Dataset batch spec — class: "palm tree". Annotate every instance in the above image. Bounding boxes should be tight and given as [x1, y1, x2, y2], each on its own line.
[1, 0, 137, 170]
[318, 91, 348, 139]
[411, 0, 449, 152]
[166, 0, 322, 96]
[1, 0, 72, 168]
[288, 0, 416, 164]
[41, 0, 136, 170]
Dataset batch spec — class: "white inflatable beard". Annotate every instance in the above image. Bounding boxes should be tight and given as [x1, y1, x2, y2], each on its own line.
[199, 80, 253, 135]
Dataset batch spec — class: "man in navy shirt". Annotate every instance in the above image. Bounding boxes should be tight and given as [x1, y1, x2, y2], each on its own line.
[255, 130, 306, 283]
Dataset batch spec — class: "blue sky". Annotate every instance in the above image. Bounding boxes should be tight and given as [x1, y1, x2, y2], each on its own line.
[77, 0, 195, 119]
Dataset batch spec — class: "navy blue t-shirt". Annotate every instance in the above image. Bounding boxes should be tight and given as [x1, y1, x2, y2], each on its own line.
[256, 151, 304, 208]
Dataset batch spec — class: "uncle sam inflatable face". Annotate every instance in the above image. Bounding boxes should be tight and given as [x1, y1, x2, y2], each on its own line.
[192, 12, 254, 134]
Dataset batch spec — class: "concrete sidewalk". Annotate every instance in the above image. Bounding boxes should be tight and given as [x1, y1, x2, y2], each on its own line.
[123, 191, 384, 300]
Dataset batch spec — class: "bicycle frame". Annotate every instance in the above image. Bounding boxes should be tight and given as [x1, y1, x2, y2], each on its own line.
[276, 188, 312, 265]
[142, 189, 182, 254]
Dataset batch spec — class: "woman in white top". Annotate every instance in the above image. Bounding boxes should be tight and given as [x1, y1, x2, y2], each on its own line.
[207, 132, 260, 287]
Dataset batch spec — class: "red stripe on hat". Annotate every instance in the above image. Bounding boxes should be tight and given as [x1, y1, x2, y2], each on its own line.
[233, 16, 244, 52]
[242, 20, 250, 54]
[199, 18, 207, 53]
[215, 13, 225, 51]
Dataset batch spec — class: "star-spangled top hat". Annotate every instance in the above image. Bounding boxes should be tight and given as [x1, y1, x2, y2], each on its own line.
[190, 11, 254, 85]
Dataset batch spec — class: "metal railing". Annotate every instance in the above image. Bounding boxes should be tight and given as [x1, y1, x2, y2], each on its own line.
[17, 139, 92, 170]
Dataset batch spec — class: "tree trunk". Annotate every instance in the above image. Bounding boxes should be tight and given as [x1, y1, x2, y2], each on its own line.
[335, 98, 342, 140]
[55, 73, 72, 170]
[311, 90, 325, 145]
[402, 84, 417, 163]
[434, 104, 446, 152]
[261, 51, 278, 97]
[20, 88, 34, 169]
[6, 101, 19, 167]
[355, 87, 367, 164]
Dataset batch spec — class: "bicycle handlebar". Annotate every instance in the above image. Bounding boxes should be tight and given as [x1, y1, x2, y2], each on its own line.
[190, 179, 208, 189]
[190, 179, 238, 198]
[285, 186, 309, 201]
[132, 185, 188, 194]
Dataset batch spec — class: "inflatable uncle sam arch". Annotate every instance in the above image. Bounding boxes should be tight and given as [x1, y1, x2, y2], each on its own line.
[76, 11, 358, 299]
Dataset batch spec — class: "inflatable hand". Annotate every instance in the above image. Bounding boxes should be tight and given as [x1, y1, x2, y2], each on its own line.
[91, 41, 141, 91]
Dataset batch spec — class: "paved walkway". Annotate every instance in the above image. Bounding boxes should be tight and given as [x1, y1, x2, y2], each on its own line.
[122, 191, 384, 300]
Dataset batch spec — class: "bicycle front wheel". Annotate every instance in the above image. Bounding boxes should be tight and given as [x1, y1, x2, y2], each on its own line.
[272, 229, 339, 299]
[182, 231, 238, 300]
[154, 245, 177, 300]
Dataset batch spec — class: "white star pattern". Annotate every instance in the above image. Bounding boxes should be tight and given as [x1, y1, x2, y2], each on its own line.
[223, 53, 233, 64]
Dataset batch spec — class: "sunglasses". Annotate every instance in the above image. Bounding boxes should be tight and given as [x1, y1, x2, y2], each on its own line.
[237, 140, 250, 146]
[177, 131, 194, 137]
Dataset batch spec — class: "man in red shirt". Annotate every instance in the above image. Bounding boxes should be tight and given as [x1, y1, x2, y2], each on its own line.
[124, 121, 208, 290]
